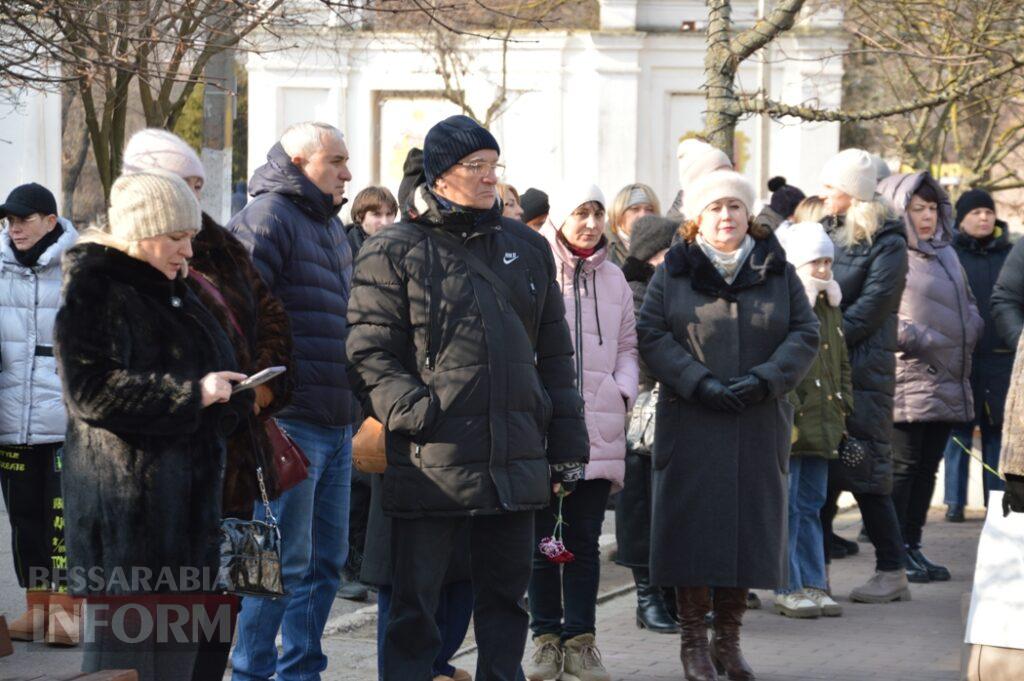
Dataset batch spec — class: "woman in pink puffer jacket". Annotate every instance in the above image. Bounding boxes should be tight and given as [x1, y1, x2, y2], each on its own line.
[525, 180, 639, 681]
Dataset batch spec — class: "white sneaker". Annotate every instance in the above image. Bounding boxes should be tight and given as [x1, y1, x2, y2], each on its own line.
[773, 591, 821, 618]
[804, 587, 843, 617]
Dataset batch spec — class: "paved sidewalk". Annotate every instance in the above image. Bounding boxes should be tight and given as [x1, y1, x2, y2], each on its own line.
[457, 509, 979, 681]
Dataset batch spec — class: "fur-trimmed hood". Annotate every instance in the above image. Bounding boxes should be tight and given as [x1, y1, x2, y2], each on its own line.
[663, 232, 788, 301]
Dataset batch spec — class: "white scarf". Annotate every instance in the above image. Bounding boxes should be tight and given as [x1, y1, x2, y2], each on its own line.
[797, 269, 843, 308]
[697, 234, 755, 284]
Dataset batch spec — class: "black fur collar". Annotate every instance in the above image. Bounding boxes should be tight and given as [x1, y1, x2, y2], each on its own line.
[663, 234, 787, 301]
[621, 256, 655, 284]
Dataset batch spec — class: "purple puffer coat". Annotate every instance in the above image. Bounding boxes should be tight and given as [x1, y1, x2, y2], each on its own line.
[879, 172, 983, 424]
[542, 223, 639, 491]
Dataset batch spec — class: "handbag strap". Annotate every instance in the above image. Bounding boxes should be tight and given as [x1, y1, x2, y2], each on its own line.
[190, 269, 246, 340]
[410, 223, 536, 346]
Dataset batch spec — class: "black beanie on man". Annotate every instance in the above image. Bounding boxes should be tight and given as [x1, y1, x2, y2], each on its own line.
[767, 176, 805, 220]
[397, 147, 425, 218]
[519, 188, 549, 223]
[955, 188, 996, 228]
[423, 115, 501, 187]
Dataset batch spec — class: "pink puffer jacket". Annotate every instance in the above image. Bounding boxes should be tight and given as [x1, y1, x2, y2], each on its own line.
[542, 223, 640, 491]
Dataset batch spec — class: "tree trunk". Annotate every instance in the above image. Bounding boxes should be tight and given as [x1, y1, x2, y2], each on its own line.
[704, 0, 739, 160]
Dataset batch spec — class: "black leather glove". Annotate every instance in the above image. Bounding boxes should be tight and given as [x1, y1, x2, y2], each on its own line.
[694, 376, 745, 414]
[728, 374, 770, 406]
[1003, 474, 1024, 516]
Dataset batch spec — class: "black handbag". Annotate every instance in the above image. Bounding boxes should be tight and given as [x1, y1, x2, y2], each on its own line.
[831, 435, 873, 491]
[217, 467, 286, 598]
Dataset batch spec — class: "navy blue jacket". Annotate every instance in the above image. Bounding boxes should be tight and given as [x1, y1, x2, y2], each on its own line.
[955, 223, 1014, 425]
[228, 143, 358, 427]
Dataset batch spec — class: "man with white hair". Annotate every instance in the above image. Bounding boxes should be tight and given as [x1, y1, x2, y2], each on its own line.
[227, 121, 356, 680]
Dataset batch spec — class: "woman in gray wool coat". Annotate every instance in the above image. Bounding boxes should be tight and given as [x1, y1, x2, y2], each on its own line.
[638, 170, 818, 681]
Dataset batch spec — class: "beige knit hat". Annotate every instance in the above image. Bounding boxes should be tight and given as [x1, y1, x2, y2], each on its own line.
[821, 148, 877, 202]
[108, 170, 202, 242]
[677, 139, 733, 190]
[683, 170, 756, 220]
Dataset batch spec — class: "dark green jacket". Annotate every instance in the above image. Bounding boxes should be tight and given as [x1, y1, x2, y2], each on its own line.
[790, 292, 853, 459]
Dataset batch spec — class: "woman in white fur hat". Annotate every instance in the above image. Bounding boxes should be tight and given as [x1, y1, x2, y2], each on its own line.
[525, 180, 639, 681]
[817, 148, 914, 605]
[638, 170, 818, 681]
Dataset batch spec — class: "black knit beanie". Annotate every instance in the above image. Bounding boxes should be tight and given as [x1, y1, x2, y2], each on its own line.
[519, 188, 549, 223]
[423, 115, 501, 187]
[768, 176, 806, 219]
[397, 147, 424, 216]
[628, 215, 679, 263]
[955, 188, 996, 228]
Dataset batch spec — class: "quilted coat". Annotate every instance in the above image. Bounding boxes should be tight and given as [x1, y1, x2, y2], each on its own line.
[541, 224, 639, 490]
[0, 219, 77, 445]
[878, 173, 983, 424]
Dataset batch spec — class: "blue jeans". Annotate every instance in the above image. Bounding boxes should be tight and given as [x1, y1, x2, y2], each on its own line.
[231, 420, 352, 681]
[377, 581, 474, 680]
[779, 457, 828, 594]
[943, 421, 1005, 508]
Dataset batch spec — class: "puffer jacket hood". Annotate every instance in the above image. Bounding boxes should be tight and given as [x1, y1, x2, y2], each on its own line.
[347, 189, 589, 517]
[248, 142, 343, 223]
[879, 172, 983, 423]
[542, 223, 639, 491]
[878, 171, 955, 254]
[0, 218, 78, 444]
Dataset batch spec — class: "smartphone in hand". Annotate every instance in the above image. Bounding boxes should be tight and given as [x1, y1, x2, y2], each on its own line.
[231, 366, 287, 394]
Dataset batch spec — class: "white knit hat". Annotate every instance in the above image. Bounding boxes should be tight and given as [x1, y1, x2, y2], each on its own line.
[683, 170, 756, 220]
[775, 221, 835, 269]
[122, 128, 205, 182]
[677, 139, 732, 190]
[548, 180, 606, 229]
[821, 148, 876, 202]
[108, 171, 202, 242]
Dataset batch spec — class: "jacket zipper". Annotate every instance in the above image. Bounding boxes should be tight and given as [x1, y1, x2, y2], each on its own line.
[424, 243, 435, 371]
[24, 271, 38, 444]
[572, 259, 585, 398]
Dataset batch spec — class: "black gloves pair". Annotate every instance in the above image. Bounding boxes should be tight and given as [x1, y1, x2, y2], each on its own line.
[694, 375, 770, 413]
[1002, 474, 1024, 516]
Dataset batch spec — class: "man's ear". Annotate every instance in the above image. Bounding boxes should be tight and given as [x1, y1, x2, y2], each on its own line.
[44, 214, 58, 231]
[291, 156, 306, 169]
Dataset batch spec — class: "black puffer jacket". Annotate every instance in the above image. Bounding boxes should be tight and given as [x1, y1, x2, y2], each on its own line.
[823, 215, 908, 495]
[55, 244, 251, 594]
[955, 223, 1015, 425]
[227, 142, 357, 428]
[991, 231, 1024, 350]
[346, 190, 588, 518]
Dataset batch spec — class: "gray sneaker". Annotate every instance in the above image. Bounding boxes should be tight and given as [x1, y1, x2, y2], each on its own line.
[561, 634, 611, 681]
[804, 587, 843, 617]
[849, 569, 911, 604]
[525, 633, 563, 681]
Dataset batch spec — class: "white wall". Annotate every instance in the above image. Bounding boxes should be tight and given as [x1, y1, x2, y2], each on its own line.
[244, 1, 847, 217]
[0, 87, 62, 201]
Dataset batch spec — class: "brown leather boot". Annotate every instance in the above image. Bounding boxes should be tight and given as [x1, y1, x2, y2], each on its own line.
[8, 590, 49, 642]
[45, 593, 82, 647]
[675, 587, 717, 681]
[711, 587, 755, 680]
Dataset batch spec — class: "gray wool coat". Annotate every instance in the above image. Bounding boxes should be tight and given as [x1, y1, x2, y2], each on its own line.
[878, 172, 983, 424]
[638, 234, 819, 590]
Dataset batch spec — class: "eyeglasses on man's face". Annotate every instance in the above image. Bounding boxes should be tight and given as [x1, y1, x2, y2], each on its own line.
[455, 161, 505, 176]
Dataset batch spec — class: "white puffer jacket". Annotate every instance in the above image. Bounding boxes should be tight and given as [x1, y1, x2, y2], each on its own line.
[0, 219, 78, 444]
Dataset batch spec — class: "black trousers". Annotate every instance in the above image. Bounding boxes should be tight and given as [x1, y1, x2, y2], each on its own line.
[822, 487, 904, 572]
[892, 421, 955, 548]
[347, 468, 372, 577]
[384, 511, 534, 681]
[529, 479, 611, 639]
[0, 443, 64, 589]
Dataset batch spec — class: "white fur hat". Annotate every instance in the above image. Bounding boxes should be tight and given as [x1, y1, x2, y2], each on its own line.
[677, 138, 732, 191]
[821, 148, 876, 202]
[683, 170, 756, 220]
[122, 128, 205, 182]
[548, 180, 606, 229]
[775, 221, 835, 269]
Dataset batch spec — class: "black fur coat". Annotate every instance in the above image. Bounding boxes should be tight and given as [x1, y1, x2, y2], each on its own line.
[55, 243, 252, 594]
